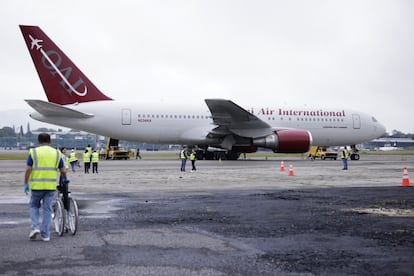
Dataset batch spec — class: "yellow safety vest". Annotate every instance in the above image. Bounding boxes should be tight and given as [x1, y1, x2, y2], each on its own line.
[86, 146, 92, 155]
[180, 150, 187, 159]
[340, 149, 349, 159]
[190, 152, 196, 161]
[91, 152, 99, 163]
[83, 152, 91, 163]
[29, 146, 61, 190]
[69, 151, 77, 162]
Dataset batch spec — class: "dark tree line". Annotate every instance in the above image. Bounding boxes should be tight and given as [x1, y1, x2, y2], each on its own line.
[381, 130, 414, 139]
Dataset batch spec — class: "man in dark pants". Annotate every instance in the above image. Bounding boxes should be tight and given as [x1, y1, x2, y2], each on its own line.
[190, 149, 197, 172]
[136, 148, 142, 159]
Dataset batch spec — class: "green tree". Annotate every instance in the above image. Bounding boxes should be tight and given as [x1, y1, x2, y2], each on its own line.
[0, 127, 16, 137]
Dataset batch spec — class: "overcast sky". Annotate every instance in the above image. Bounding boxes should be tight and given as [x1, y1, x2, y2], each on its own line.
[1, 0, 413, 133]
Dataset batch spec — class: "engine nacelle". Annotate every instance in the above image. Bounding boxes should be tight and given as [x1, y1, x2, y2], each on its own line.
[252, 129, 312, 153]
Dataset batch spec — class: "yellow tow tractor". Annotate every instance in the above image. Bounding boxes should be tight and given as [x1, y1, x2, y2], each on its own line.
[105, 138, 133, 160]
[307, 146, 338, 160]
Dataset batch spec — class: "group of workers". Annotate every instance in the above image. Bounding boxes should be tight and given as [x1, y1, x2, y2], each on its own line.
[23, 134, 100, 242]
[23, 132, 351, 242]
[180, 146, 197, 172]
[63, 144, 100, 174]
[23, 133, 194, 243]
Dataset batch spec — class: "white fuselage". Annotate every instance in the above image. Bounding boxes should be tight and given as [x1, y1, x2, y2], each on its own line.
[29, 100, 386, 147]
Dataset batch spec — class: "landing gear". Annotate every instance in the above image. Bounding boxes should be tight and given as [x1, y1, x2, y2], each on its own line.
[350, 145, 360, 160]
[226, 150, 240, 160]
[195, 149, 240, 160]
[350, 153, 360, 160]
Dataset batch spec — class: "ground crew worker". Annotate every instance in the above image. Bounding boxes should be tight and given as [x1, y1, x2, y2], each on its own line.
[86, 144, 93, 162]
[99, 148, 106, 160]
[136, 148, 142, 159]
[68, 149, 79, 172]
[83, 149, 91, 173]
[91, 150, 99, 173]
[340, 146, 350, 170]
[60, 147, 69, 170]
[60, 147, 70, 187]
[190, 149, 197, 172]
[86, 144, 92, 154]
[180, 146, 187, 172]
[24, 133, 68, 241]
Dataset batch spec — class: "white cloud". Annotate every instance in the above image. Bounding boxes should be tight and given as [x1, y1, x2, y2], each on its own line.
[0, 0, 413, 132]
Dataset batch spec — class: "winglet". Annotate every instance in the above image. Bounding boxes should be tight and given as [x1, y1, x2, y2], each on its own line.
[19, 25, 112, 105]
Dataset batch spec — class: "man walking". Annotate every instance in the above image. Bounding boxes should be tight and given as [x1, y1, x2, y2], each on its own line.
[136, 148, 142, 159]
[83, 149, 91, 173]
[69, 149, 78, 172]
[91, 150, 99, 173]
[24, 133, 68, 241]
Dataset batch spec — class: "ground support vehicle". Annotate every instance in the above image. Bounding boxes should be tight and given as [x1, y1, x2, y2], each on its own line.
[307, 146, 338, 160]
[105, 138, 133, 160]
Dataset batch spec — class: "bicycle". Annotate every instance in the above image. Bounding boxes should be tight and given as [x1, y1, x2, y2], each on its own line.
[53, 179, 79, 236]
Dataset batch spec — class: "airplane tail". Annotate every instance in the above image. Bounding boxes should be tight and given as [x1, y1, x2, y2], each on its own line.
[19, 25, 112, 105]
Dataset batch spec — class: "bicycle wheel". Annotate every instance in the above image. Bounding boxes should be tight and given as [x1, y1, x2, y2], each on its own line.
[67, 197, 79, 235]
[53, 198, 65, 236]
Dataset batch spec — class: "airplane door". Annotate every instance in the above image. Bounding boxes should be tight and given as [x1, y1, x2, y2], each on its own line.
[121, 109, 131, 125]
[352, 114, 360, 129]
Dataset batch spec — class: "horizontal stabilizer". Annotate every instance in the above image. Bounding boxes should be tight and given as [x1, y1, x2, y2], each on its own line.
[25, 99, 93, 118]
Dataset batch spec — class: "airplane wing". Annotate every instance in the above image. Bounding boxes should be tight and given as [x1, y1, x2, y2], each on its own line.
[25, 99, 93, 118]
[205, 99, 274, 138]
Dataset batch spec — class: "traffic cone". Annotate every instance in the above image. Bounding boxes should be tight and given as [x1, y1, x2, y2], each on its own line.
[280, 161, 285, 172]
[401, 167, 411, 187]
[288, 164, 294, 176]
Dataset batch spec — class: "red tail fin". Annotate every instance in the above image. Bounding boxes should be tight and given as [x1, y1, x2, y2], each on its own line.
[20, 25, 112, 105]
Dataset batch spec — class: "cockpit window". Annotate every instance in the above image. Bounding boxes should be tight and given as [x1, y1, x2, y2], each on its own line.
[372, 116, 378, 122]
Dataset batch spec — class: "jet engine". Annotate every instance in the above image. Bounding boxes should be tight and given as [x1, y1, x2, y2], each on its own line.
[252, 129, 312, 153]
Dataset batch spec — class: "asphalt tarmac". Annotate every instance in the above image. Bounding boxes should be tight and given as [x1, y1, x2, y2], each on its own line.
[0, 154, 413, 275]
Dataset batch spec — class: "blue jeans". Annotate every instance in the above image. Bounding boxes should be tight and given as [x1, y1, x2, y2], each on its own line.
[342, 158, 348, 170]
[180, 159, 187, 171]
[30, 190, 55, 239]
[70, 161, 77, 172]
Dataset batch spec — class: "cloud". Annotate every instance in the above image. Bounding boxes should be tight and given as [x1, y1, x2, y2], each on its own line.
[0, 0, 413, 132]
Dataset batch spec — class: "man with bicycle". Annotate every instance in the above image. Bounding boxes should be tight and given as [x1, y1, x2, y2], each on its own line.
[24, 133, 68, 241]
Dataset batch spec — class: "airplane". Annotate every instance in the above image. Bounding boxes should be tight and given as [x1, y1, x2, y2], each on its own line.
[19, 25, 386, 160]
